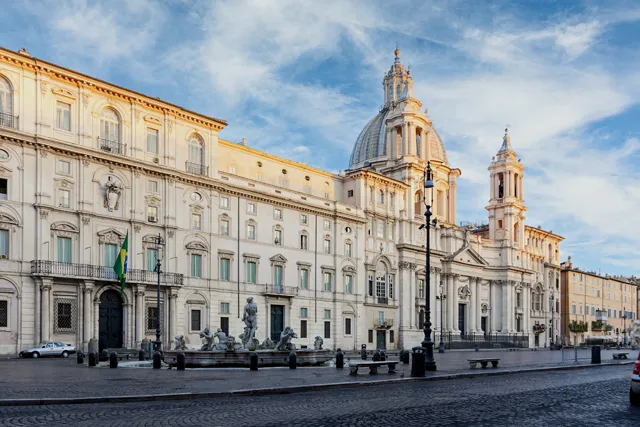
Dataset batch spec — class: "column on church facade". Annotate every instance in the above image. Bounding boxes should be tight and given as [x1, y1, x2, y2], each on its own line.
[401, 123, 407, 156]
[452, 275, 459, 332]
[425, 129, 431, 162]
[446, 273, 454, 332]
[93, 298, 99, 341]
[429, 267, 437, 333]
[390, 127, 397, 159]
[41, 280, 52, 342]
[406, 123, 414, 155]
[520, 175, 524, 200]
[510, 171, 515, 198]
[34, 281, 41, 344]
[501, 281, 509, 333]
[469, 277, 477, 333]
[135, 285, 145, 346]
[170, 290, 178, 343]
[433, 268, 440, 332]
[474, 277, 481, 332]
[83, 281, 94, 346]
[490, 173, 495, 200]
[386, 128, 392, 158]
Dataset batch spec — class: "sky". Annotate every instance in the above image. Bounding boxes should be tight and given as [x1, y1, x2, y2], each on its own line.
[1, 0, 639, 277]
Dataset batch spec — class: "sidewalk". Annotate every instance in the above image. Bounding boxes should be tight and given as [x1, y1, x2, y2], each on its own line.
[0, 348, 636, 405]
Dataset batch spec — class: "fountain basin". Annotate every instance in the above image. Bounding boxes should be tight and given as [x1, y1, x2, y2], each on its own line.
[164, 349, 333, 368]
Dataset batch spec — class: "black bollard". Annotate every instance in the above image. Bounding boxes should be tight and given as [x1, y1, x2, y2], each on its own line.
[88, 352, 97, 367]
[335, 348, 344, 369]
[360, 344, 367, 360]
[100, 349, 109, 362]
[289, 351, 297, 369]
[76, 351, 84, 364]
[138, 349, 146, 361]
[373, 350, 381, 362]
[402, 350, 410, 364]
[109, 352, 118, 369]
[177, 352, 186, 371]
[152, 351, 162, 369]
[249, 352, 259, 371]
[474, 344, 479, 352]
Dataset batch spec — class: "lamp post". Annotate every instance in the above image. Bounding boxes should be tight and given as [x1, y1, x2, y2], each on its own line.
[550, 294, 555, 350]
[153, 233, 164, 352]
[436, 280, 446, 353]
[420, 161, 437, 371]
[623, 306, 627, 347]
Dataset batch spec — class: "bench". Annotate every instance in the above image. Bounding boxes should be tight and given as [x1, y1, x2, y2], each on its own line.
[348, 360, 399, 375]
[467, 358, 500, 369]
[613, 353, 629, 360]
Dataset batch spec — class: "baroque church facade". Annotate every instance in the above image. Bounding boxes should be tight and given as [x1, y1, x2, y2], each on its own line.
[0, 46, 563, 355]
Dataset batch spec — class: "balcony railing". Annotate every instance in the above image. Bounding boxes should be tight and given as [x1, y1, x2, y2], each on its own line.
[374, 319, 394, 328]
[30, 260, 183, 286]
[0, 112, 18, 129]
[263, 284, 298, 297]
[186, 161, 208, 176]
[377, 297, 389, 305]
[98, 137, 126, 155]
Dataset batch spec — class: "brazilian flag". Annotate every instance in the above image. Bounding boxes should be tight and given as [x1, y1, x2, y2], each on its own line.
[113, 232, 129, 297]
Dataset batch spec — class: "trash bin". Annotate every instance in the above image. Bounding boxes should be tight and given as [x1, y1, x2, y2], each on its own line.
[591, 345, 601, 364]
[411, 347, 426, 377]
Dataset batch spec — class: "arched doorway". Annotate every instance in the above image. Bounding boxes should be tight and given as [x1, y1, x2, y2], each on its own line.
[99, 289, 123, 351]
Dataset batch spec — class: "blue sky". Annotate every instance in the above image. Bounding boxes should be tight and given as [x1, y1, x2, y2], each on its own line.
[2, 0, 639, 277]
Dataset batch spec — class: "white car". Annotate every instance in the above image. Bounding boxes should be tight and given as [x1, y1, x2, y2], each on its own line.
[631, 352, 640, 405]
[19, 342, 77, 359]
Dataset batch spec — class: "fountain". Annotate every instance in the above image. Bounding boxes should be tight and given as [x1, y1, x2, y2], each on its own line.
[163, 297, 332, 368]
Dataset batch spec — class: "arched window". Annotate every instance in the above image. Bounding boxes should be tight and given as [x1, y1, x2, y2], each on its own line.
[396, 85, 401, 100]
[378, 190, 384, 204]
[436, 189, 445, 217]
[513, 222, 518, 242]
[416, 132, 421, 157]
[0, 76, 13, 121]
[548, 244, 553, 261]
[100, 109, 120, 142]
[414, 191, 421, 216]
[534, 287, 542, 311]
[514, 173, 519, 198]
[189, 136, 204, 165]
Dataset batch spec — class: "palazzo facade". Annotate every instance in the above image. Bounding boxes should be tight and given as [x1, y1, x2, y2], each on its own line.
[0, 46, 563, 355]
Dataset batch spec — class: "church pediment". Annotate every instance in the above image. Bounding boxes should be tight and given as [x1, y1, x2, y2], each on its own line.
[452, 247, 489, 266]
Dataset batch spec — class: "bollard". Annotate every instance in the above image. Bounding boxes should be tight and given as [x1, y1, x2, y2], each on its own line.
[76, 351, 84, 364]
[335, 348, 344, 369]
[360, 344, 367, 360]
[474, 344, 479, 352]
[373, 350, 381, 362]
[401, 350, 409, 364]
[138, 349, 146, 361]
[100, 349, 109, 362]
[109, 352, 118, 369]
[249, 352, 259, 371]
[411, 347, 426, 377]
[152, 351, 162, 369]
[289, 351, 297, 369]
[88, 352, 97, 367]
[177, 352, 186, 370]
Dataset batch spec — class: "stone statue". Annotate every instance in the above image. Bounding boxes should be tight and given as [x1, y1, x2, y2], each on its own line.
[199, 327, 215, 351]
[631, 321, 640, 347]
[314, 336, 324, 350]
[103, 176, 123, 211]
[174, 335, 187, 351]
[259, 337, 275, 350]
[275, 326, 297, 351]
[241, 297, 258, 348]
[498, 180, 504, 198]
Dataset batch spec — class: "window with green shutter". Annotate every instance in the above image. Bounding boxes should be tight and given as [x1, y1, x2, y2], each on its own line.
[57, 237, 71, 263]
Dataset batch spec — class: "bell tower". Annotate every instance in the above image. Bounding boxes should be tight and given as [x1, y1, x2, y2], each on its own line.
[486, 128, 527, 248]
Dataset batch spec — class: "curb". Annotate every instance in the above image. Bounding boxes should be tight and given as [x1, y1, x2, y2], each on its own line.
[0, 361, 633, 407]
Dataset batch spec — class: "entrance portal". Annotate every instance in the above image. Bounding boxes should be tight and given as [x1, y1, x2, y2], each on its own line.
[458, 304, 466, 337]
[270, 305, 284, 342]
[99, 289, 123, 351]
[376, 330, 386, 349]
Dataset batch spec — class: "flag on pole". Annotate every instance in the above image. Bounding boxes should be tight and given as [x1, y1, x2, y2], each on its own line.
[113, 232, 129, 297]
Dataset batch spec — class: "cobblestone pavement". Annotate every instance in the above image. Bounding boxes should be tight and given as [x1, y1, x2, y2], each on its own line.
[0, 365, 638, 426]
[0, 348, 636, 400]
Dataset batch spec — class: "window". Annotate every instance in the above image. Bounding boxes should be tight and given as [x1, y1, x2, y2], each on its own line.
[56, 102, 71, 131]
[146, 306, 159, 331]
[57, 237, 71, 263]
[229, 165, 237, 174]
[323, 272, 332, 292]
[192, 214, 202, 231]
[345, 318, 352, 335]
[324, 321, 331, 339]
[219, 258, 230, 281]
[299, 269, 309, 289]
[324, 219, 331, 230]
[300, 214, 308, 225]
[345, 242, 352, 257]
[300, 308, 308, 318]
[300, 234, 308, 250]
[57, 160, 71, 174]
[246, 261, 256, 283]
[104, 243, 117, 267]
[0, 300, 6, 328]
[389, 275, 394, 299]
[274, 265, 283, 287]
[58, 189, 70, 208]
[378, 311, 385, 323]
[418, 279, 425, 298]
[300, 319, 308, 338]
[274, 229, 282, 245]
[345, 275, 353, 294]
[100, 109, 120, 142]
[147, 205, 158, 222]
[220, 316, 229, 335]
[221, 219, 230, 236]
[147, 180, 158, 193]
[146, 248, 158, 272]
[378, 190, 384, 204]
[323, 238, 331, 254]
[390, 330, 394, 343]
[191, 254, 202, 278]
[368, 271, 374, 297]
[188, 136, 204, 165]
[377, 221, 385, 238]
[191, 310, 201, 331]
[348, 190, 354, 197]
[388, 222, 394, 240]
[247, 202, 256, 214]
[572, 304, 576, 314]
[56, 302, 72, 330]
[274, 208, 283, 220]
[376, 271, 386, 298]
[0, 229, 8, 258]
[247, 223, 256, 240]
[517, 292, 522, 308]
[324, 309, 331, 319]
[368, 330, 374, 343]
[221, 302, 230, 314]
[220, 197, 229, 209]
[146, 128, 159, 153]
[0, 77, 12, 122]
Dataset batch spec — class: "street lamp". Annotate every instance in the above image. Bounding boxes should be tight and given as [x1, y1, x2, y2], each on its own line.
[153, 233, 164, 352]
[436, 280, 446, 353]
[623, 306, 627, 347]
[550, 294, 555, 350]
[420, 161, 437, 371]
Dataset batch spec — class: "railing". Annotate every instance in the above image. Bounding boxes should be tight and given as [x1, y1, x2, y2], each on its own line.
[436, 332, 530, 350]
[30, 260, 183, 285]
[374, 319, 394, 328]
[263, 284, 298, 297]
[0, 112, 18, 129]
[377, 297, 389, 305]
[185, 161, 208, 176]
[98, 137, 126, 155]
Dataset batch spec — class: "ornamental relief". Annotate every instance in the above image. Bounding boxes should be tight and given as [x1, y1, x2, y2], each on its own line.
[103, 176, 123, 212]
[481, 303, 490, 314]
[458, 285, 471, 300]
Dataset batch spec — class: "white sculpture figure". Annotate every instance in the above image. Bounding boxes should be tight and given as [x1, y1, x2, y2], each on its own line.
[631, 321, 640, 347]
[275, 326, 297, 351]
[103, 176, 123, 211]
[242, 297, 258, 349]
[199, 327, 215, 351]
[314, 336, 324, 350]
[174, 335, 186, 351]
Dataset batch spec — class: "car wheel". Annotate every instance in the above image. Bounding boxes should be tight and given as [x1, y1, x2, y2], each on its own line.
[32, 352, 39, 359]
[61, 351, 69, 358]
[630, 388, 640, 405]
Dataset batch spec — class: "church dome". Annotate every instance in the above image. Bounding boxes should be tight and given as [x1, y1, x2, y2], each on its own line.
[349, 108, 390, 167]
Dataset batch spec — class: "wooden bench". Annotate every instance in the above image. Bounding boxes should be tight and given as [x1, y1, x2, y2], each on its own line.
[467, 358, 500, 369]
[348, 360, 399, 375]
[613, 352, 629, 360]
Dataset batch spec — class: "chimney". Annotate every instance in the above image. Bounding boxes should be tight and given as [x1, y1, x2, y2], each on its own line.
[241, 138, 247, 146]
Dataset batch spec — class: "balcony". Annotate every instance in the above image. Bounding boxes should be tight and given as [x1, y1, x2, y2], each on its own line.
[262, 284, 298, 297]
[186, 161, 208, 176]
[377, 297, 389, 305]
[98, 137, 126, 155]
[374, 319, 394, 329]
[30, 260, 183, 286]
[0, 112, 18, 129]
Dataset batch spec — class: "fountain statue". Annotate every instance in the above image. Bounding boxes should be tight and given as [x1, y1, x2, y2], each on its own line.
[174, 335, 187, 351]
[241, 297, 260, 350]
[631, 321, 640, 348]
[274, 326, 297, 351]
